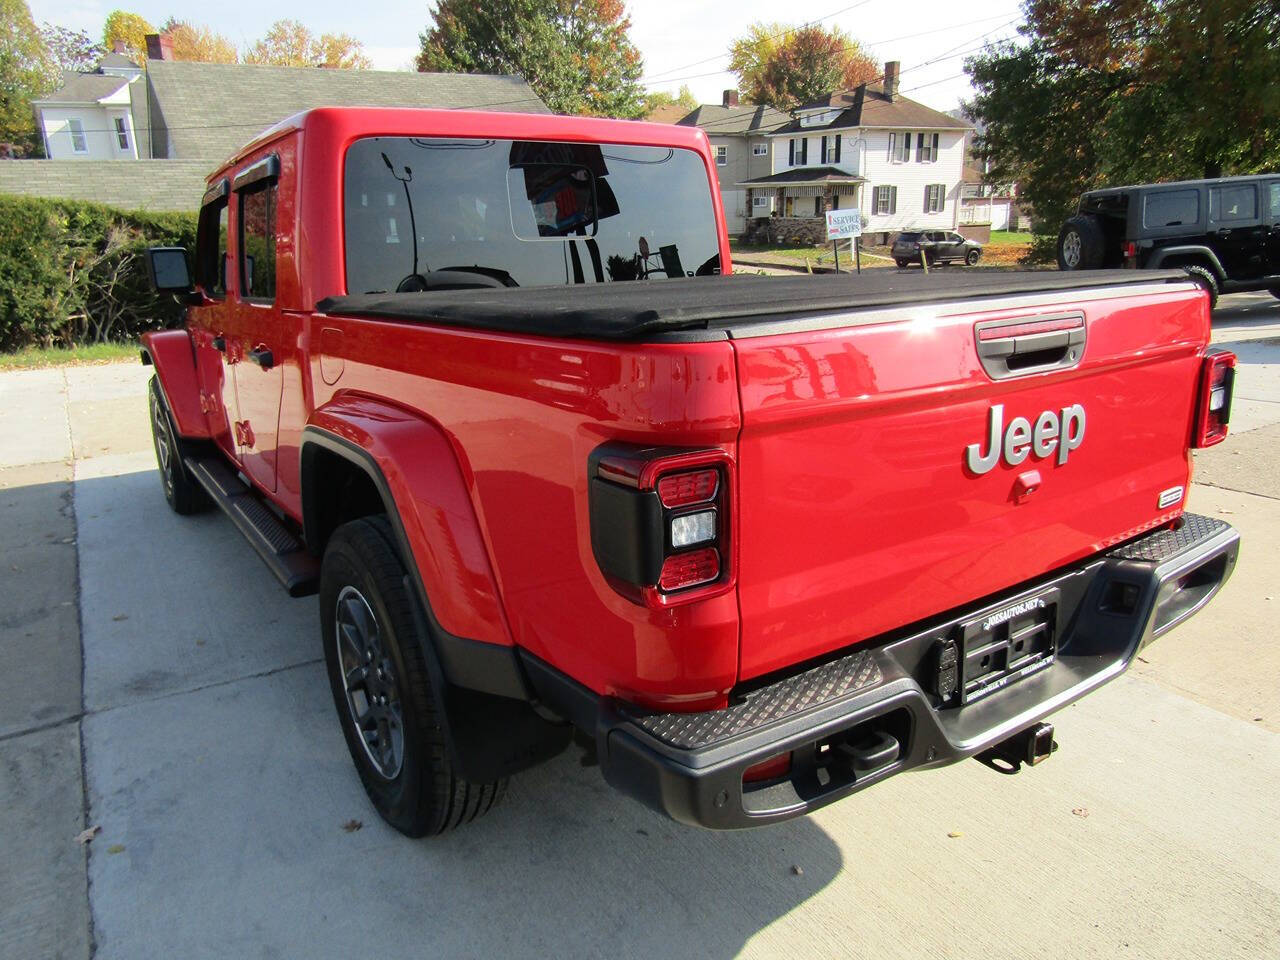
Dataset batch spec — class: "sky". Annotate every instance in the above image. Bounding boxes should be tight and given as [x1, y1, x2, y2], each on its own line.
[33, 0, 1026, 112]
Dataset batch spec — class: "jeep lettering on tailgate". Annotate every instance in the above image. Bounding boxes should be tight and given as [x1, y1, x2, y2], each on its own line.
[966, 403, 1086, 475]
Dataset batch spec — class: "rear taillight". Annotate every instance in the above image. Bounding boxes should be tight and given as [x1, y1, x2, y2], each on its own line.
[1123, 240, 1138, 259]
[589, 445, 733, 607]
[1192, 349, 1236, 448]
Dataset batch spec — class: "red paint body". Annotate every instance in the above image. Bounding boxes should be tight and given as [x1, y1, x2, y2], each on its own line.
[144, 108, 1218, 713]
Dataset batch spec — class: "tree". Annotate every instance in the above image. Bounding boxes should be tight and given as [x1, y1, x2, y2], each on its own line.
[967, 0, 1280, 259]
[103, 10, 154, 66]
[642, 83, 697, 117]
[730, 22, 879, 109]
[417, 0, 646, 118]
[0, 0, 57, 153]
[245, 19, 372, 69]
[40, 24, 102, 72]
[160, 19, 238, 64]
[728, 22, 792, 104]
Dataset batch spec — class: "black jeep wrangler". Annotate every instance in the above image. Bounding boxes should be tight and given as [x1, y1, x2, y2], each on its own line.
[1057, 174, 1280, 308]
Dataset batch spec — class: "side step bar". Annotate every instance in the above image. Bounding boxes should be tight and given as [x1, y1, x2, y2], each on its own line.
[184, 456, 319, 597]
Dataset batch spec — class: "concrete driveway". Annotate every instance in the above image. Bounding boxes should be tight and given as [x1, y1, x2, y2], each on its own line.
[2, 295, 1279, 960]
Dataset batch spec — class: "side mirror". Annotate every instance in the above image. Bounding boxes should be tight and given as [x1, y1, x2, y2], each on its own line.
[146, 247, 193, 293]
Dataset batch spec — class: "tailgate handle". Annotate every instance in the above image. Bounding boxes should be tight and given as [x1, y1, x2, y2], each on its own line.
[975, 313, 1085, 380]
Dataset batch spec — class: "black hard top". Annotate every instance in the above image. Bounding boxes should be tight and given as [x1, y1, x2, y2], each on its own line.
[1083, 172, 1280, 197]
[317, 269, 1188, 342]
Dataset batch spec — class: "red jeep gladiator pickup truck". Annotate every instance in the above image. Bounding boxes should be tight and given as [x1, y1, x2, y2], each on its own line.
[141, 107, 1240, 836]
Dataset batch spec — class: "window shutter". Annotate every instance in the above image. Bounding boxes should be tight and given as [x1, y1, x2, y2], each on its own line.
[801, 138, 808, 164]
[931, 133, 939, 161]
[916, 133, 924, 162]
[891, 186, 898, 214]
[835, 134, 842, 162]
[887, 133, 894, 162]
[789, 139, 795, 165]
[821, 136, 828, 165]
[925, 185, 931, 211]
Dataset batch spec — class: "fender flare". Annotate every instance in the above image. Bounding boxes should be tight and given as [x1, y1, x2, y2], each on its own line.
[139, 329, 210, 439]
[300, 408, 524, 700]
[300, 415, 571, 780]
[1146, 246, 1227, 281]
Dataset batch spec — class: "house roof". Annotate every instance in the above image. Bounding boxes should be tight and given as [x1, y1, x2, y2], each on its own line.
[35, 71, 130, 105]
[773, 83, 971, 135]
[144, 61, 549, 162]
[644, 103, 694, 124]
[99, 52, 140, 69]
[678, 103, 790, 136]
[738, 166, 866, 187]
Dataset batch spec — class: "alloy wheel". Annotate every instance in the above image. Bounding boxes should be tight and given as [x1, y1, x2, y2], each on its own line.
[334, 585, 404, 780]
[1062, 231, 1082, 268]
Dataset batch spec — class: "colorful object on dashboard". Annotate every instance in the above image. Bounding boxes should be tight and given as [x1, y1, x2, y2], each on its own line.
[588, 445, 733, 607]
[1193, 349, 1236, 448]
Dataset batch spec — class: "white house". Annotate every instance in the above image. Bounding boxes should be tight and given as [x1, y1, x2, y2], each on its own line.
[738, 62, 971, 242]
[34, 52, 145, 160]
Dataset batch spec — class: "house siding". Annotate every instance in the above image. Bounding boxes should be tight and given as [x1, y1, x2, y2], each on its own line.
[857, 128, 965, 232]
[708, 133, 774, 234]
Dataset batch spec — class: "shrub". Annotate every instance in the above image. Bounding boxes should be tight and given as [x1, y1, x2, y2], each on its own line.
[0, 196, 197, 351]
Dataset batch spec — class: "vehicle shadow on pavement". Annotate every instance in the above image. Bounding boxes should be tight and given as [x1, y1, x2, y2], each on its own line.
[73, 460, 843, 960]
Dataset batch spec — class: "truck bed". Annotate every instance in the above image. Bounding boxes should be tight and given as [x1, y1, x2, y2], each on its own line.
[316, 270, 1190, 341]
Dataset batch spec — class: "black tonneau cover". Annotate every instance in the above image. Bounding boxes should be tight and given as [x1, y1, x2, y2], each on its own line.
[316, 270, 1189, 342]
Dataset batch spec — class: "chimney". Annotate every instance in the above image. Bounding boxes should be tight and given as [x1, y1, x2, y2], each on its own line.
[884, 61, 899, 101]
[722, 89, 739, 108]
[145, 33, 174, 61]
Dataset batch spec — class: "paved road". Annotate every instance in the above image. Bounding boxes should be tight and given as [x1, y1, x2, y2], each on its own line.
[2, 295, 1278, 960]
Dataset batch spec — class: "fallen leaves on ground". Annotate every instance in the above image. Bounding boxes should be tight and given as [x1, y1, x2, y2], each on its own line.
[106, 844, 126, 855]
[111, 614, 128, 621]
[791, 864, 803, 876]
[947, 831, 963, 838]
[75, 825, 101, 845]
[342, 819, 363, 833]
[1072, 807, 1090, 818]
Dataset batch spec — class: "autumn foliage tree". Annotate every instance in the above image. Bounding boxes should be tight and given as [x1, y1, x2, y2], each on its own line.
[0, 0, 57, 153]
[730, 22, 878, 109]
[159, 19, 239, 64]
[103, 10, 154, 65]
[245, 19, 372, 69]
[417, 0, 646, 117]
[968, 0, 1280, 258]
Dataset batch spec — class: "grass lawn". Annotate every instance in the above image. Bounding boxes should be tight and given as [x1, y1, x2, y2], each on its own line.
[729, 238, 894, 269]
[0, 342, 139, 371]
[989, 230, 1034, 245]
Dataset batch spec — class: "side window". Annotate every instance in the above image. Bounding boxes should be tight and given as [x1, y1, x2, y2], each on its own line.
[1209, 184, 1258, 223]
[195, 196, 229, 297]
[1268, 183, 1280, 220]
[1143, 189, 1199, 228]
[239, 181, 277, 301]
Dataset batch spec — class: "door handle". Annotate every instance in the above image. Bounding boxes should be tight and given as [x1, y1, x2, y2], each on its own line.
[247, 347, 274, 369]
[212, 336, 226, 352]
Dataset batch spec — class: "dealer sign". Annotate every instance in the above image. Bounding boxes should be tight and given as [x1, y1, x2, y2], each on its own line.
[825, 209, 862, 241]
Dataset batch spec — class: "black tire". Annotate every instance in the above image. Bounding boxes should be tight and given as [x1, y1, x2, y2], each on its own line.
[966, 249, 981, 266]
[1057, 215, 1105, 270]
[1182, 264, 1220, 311]
[148, 376, 210, 515]
[320, 515, 506, 837]
[895, 258, 911, 269]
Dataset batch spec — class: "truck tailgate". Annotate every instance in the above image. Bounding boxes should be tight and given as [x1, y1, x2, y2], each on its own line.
[730, 280, 1208, 681]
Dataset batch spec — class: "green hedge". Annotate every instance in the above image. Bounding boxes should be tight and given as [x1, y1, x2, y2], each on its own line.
[0, 196, 198, 352]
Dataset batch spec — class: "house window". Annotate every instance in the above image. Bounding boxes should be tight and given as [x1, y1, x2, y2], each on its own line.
[823, 135, 839, 164]
[917, 133, 940, 163]
[752, 143, 768, 156]
[752, 196, 768, 208]
[113, 117, 129, 150]
[239, 180, 278, 301]
[925, 184, 945, 213]
[814, 196, 824, 217]
[789, 138, 808, 166]
[874, 185, 898, 215]
[68, 118, 88, 154]
[893, 131, 911, 163]
[715, 145, 727, 166]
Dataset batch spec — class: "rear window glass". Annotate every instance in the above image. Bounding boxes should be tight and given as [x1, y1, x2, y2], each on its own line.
[896, 232, 920, 241]
[343, 137, 721, 293]
[1143, 189, 1199, 228]
[1210, 184, 1258, 222]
